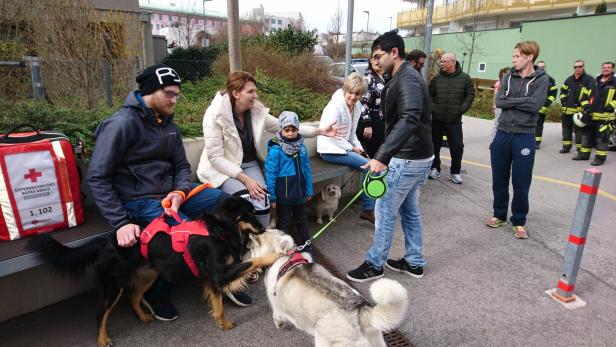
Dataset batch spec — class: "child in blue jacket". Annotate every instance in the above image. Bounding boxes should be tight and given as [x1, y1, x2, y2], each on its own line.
[265, 112, 314, 250]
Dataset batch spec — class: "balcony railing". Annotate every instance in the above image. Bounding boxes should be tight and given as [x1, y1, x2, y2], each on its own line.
[397, 0, 614, 27]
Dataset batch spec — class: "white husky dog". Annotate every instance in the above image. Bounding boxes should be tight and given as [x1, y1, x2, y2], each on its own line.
[249, 229, 409, 347]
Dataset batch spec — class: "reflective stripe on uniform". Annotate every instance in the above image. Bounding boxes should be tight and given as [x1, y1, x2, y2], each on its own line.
[596, 150, 608, 156]
[562, 140, 573, 145]
[592, 112, 615, 121]
[580, 147, 592, 153]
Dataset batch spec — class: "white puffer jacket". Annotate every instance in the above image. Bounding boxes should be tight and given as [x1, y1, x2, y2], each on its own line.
[197, 92, 317, 187]
[317, 89, 363, 155]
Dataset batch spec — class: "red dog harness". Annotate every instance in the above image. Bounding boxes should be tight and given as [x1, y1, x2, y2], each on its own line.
[277, 251, 312, 280]
[140, 211, 209, 278]
[139, 184, 213, 277]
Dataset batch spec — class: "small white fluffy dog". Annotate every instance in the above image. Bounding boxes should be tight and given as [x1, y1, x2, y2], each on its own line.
[249, 229, 409, 347]
[310, 184, 341, 224]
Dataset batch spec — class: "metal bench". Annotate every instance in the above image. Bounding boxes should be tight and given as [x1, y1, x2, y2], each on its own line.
[0, 157, 353, 278]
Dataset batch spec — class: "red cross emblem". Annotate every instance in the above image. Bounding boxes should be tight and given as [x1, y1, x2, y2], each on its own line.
[24, 168, 42, 183]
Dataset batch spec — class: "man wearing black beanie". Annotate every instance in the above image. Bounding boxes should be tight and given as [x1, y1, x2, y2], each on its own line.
[86, 64, 228, 321]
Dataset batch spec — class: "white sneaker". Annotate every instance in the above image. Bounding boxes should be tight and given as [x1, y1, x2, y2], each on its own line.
[451, 174, 463, 184]
[428, 168, 440, 179]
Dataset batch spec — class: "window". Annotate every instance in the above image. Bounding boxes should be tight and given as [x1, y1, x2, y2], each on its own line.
[271, 18, 276, 24]
[278, 19, 282, 25]
[478, 62, 487, 73]
[169, 15, 173, 21]
[159, 14, 162, 21]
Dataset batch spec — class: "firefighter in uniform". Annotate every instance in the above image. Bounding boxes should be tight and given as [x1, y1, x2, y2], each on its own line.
[535, 61, 558, 149]
[578, 62, 616, 166]
[559, 60, 595, 155]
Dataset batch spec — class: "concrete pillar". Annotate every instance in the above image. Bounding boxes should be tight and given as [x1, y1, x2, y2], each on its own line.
[227, 0, 241, 72]
[140, 11, 155, 68]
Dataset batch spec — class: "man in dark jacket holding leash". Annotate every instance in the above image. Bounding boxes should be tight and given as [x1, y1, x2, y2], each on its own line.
[87, 64, 228, 321]
[428, 52, 475, 184]
[347, 30, 434, 282]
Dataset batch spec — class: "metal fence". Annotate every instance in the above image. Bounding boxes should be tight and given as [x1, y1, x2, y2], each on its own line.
[1, 56, 142, 109]
[1, 57, 218, 108]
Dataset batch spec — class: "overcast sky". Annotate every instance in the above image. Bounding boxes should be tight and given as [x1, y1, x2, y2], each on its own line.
[142, 0, 415, 34]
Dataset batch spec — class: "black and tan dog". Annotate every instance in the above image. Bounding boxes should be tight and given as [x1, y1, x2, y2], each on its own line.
[28, 196, 282, 347]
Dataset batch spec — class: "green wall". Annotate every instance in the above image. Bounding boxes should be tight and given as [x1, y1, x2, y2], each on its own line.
[520, 15, 616, 85]
[378, 13, 616, 86]
[404, 28, 519, 81]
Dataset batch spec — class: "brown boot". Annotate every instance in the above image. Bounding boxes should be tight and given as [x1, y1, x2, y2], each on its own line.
[359, 210, 375, 224]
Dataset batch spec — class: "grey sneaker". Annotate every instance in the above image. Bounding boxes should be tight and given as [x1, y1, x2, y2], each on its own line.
[428, 168, 440, 179]
[451, 174, 463, 184]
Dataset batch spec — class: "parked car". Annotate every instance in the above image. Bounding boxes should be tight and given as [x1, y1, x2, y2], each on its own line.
[330, 62, 369, 84]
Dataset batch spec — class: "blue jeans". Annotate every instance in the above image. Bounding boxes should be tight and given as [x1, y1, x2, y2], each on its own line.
[366, 157, 432, 268]
[320, 151, 375, 210]
[123, 184, 228, 226]
[490, 130, 535, 226]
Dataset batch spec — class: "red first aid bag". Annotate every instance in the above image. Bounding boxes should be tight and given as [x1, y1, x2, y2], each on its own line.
[0, 124, 85, 241]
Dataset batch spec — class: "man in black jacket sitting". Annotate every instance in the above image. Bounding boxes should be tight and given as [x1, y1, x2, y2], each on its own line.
[428, 53, 475, 184]
[347, 31, 434, 282]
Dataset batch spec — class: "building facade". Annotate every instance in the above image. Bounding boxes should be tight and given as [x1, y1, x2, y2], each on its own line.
[398, 0, 616, 34]
[140, 1, 227, 47]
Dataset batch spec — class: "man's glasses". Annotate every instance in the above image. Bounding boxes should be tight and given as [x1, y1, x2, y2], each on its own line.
[573, 65, 584, 69]
[163, 90, 181, 99]
[371, 51, 389, 61]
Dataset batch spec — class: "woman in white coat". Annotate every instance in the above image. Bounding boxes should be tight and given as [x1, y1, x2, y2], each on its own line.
[197, 71, 337, 227]
[317, 72, 375, 223]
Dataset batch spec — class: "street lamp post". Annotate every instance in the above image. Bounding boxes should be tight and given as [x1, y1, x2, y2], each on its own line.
[363, 10, 369, 33]
[388, 16, 392, 30]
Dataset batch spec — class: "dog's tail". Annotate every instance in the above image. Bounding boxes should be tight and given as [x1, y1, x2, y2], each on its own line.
[27, 233, 114, 278]
[360, 278, 408, 332]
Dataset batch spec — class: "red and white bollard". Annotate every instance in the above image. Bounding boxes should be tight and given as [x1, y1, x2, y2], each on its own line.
[548, 168, 601, 306]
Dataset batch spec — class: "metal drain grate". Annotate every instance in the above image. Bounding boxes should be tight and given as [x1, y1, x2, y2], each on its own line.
[313, 248, 415, 347]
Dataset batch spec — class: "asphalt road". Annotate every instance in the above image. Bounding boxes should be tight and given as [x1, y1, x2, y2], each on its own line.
[1, 116, 614, 346]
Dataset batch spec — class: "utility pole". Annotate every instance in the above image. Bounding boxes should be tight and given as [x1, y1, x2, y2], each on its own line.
[345, 0, 354, 76]
[421, 0, 434, 81]
[227, 0, 241, 72]
[388, 16, 392, 31]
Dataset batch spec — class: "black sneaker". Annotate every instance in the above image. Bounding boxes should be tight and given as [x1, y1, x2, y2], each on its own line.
[346, 261, 384, 283]
[141, 297, 178, 321]
[386, 258, 424, 279]
[225, 290, 252, 307]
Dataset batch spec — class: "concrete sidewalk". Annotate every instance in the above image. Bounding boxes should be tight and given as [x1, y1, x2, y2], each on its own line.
[1, 116, 615, 346]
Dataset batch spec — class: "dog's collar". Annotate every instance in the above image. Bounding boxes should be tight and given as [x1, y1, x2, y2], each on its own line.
[276, 251, 311, 280]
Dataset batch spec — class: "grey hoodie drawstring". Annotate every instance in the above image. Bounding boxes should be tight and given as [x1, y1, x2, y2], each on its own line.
[525, 76, 537, 96]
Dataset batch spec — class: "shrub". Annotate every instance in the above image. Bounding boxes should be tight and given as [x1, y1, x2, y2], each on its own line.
[162, 45, 224, 81]
[267, 26, 318, 55]
[467, 90, 495, 119]
[212, 43, 338, 94]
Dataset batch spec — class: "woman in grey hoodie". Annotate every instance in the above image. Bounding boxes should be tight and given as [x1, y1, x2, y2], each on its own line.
[487, 41, 548, 239]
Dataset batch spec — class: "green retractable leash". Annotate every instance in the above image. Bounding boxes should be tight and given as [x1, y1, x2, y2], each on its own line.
[294, 169, 388, 252]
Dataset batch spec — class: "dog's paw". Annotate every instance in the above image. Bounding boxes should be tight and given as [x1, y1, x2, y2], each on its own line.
[274, 318, 283, 329]
[97, 335, 113, 347]
[218, 319, 236, 330]
[139, 313, 155, 323]
[316, 218, 323, 224]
